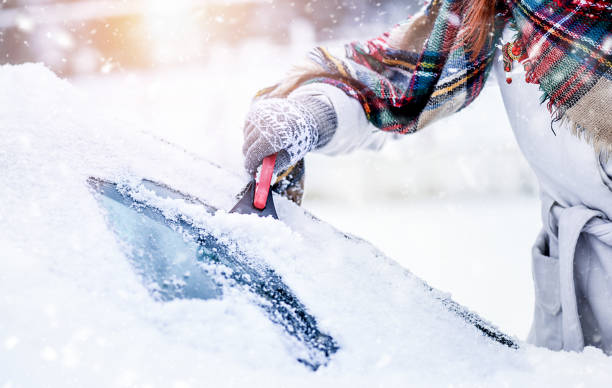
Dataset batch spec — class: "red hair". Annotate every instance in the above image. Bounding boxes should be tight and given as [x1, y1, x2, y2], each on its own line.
[459, 0, 498, 58]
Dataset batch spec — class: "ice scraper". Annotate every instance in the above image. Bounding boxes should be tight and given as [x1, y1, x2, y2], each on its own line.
[230, 153, 278, 219]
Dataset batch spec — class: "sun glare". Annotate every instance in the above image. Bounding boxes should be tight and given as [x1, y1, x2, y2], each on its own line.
[143, 0, 206, 65]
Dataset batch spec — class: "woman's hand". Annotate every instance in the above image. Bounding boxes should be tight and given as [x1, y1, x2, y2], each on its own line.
[242, 96, 336, 174]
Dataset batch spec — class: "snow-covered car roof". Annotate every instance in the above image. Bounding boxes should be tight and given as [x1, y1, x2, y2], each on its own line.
[2, 64, 612, 387]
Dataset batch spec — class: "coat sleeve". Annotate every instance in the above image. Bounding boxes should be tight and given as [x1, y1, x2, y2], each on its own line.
[288, 83, 400, 155]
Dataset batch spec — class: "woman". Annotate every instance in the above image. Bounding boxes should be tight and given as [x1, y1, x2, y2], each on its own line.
[242, 0, 612, 354]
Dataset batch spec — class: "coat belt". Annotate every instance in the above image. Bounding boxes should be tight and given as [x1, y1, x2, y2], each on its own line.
[546, 199, 612, 350]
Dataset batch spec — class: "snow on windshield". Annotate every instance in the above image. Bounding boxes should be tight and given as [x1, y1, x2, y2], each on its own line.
[2, 63, 612, 386]
[90, 177, 339, 370]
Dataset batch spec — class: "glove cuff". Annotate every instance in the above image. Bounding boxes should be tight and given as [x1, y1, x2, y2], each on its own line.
[290, 96, 337, 149]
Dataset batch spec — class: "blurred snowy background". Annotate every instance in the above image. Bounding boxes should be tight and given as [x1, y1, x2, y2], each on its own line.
[1, 0, 541, 339]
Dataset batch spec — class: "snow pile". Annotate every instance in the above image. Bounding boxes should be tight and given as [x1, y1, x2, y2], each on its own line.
[2, 63, 612, 387]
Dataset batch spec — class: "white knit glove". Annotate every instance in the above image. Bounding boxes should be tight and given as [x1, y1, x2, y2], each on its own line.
[242, 96, 337, 174]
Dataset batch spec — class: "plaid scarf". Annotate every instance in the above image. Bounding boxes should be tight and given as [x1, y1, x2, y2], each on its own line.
[262, 0, 612, 153]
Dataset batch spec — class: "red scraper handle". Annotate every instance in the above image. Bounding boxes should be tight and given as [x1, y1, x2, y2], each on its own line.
[253, 153, 277, 210]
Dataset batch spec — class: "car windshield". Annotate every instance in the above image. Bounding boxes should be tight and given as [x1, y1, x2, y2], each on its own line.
[88, 178, 338, 370]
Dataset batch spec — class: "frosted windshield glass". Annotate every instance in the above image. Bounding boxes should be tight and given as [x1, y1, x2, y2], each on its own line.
[98, 194, 221, 301]
[89, 178, 339, 371]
